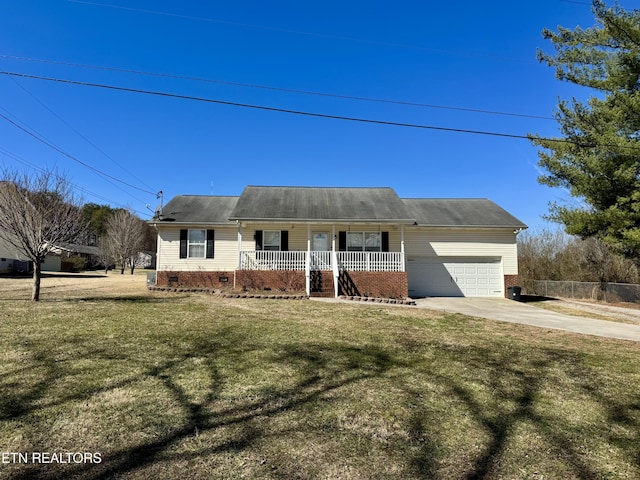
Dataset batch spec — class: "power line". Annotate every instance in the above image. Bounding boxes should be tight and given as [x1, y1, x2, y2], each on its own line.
[4, 71, 633, 151]
[0, 107, 157, 196]
[0, 54, 553, 120]
[67, 0, 532, 64]
[559, 1, 592, 5]
[0, 70, 545, 142]
[7, 75, 158, 192]
[0, 147, 148, 216]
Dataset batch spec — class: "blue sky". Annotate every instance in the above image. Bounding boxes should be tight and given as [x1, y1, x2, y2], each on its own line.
[0, 1, 625, 228]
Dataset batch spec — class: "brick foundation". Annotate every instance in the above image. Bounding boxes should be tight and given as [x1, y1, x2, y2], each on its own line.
[157, 271, 234, 289]
[156, 269, 408, 299]
[504, 274, 520, 298]
[235, 270, 306, 293]
[339, 271, 408, 299]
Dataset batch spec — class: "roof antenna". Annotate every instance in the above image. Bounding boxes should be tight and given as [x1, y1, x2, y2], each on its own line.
[147, 191, 164, 219]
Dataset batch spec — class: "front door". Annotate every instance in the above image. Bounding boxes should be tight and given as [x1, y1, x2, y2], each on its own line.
[312, 232, 329, 251]
[311, 232, 330, 270]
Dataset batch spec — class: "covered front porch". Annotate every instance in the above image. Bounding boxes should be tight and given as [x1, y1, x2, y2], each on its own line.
[237, 250, 406, 298]
[234, 223, 408, 298]
[237, 250, 405, 297]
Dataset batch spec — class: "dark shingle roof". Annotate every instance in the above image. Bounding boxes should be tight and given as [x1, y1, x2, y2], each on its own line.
[403, 198, 527, 228]
[158, 195, 238, 224]
[155, 188, 527, 229]
[229, 186, 415, 223]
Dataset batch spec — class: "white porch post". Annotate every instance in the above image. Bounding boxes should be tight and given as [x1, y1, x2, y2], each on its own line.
[305, 224, 311, 295]
[332, 225, 339, 298]
[401, 224, 406, 272]
[332, 225, 336, 252]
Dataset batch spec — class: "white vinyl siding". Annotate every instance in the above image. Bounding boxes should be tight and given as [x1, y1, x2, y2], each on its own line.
[404, 227, 519, 274]
[157, 226, 237, 271]
[240, 223, 403, 252]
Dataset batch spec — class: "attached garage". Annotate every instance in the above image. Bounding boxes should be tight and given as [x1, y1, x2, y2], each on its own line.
[407, 257, 503, 298]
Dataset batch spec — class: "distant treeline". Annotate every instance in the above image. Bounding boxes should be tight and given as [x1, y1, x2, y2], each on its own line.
[517, 229, 639, 292]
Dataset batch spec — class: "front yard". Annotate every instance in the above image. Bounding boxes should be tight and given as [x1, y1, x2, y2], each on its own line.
[0, 274, 638, 479]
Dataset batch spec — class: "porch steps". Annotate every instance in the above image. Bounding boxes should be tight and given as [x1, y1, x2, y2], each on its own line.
[309, 290, 334, 298]
[309, 270, 335, 298]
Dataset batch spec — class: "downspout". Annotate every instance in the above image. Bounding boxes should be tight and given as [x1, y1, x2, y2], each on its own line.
[235, 221, 242, 289]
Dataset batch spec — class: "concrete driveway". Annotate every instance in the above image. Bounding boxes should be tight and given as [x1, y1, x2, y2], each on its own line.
[413, 297, 640, 342]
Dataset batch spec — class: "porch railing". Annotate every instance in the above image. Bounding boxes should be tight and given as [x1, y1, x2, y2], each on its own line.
[239, 250, 404, 272]
[336, 251, 404, 272]
[239, 250, 306, 270]
[310, 251, 331, 270]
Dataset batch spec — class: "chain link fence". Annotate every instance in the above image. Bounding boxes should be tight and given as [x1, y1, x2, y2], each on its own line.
[529, 280, 640, 303]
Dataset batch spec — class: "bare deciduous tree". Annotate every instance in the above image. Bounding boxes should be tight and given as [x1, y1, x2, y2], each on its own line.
[0, 169, 85, 301]
[518, 227, 639, 292]
[102, 209, 146, 275]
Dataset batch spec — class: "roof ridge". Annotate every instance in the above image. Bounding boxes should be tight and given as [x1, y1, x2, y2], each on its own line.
[402, 197, 491, 201]
[244, 185, 394, 190]
[172, 194, 239, 198]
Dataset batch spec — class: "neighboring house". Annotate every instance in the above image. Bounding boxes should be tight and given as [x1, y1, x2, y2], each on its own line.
[0, 236, 30, 274]
[0, 236, 101, 273]
[50, 243, 101, 271]
[151, 186, 527, 299]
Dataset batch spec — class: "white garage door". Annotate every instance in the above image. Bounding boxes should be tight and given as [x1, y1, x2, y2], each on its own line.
[407, 257, 503, 298]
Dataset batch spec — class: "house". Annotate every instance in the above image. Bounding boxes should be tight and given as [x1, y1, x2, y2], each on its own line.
[0, 236, 101, 273]
[49, 243, 101, 271]
[150, 186, 527, 298]
[0, 236, 30, 274]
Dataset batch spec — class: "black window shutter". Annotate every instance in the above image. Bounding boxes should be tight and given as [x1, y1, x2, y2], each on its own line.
[382, 232, 389, 252]
[281, 231, 289, 251]
[338, 231, 346, 251]
[179, 229, 188, 258]
[206, 230, 215, 258]
[255, 230, 263, 250]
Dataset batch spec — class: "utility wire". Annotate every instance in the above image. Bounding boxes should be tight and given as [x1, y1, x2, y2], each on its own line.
[67, 0, 532, 64]
[0, 55, 553, 120]
[4, 71, 633, 151]
[0, 70, 548, 142]
[7, 75, 158, 192]
[0, 107, 150, 207]
[0, 146, 148, 216]
[0, 107, 157, 196]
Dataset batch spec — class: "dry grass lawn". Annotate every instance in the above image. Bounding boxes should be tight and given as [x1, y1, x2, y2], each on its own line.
[0, 273, 639, 479]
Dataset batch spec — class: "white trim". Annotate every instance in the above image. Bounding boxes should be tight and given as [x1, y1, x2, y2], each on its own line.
[187, 229, 206, 259]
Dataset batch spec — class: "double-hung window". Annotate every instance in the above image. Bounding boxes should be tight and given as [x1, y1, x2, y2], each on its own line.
[347, 232, 381, 252]
[188, 229, 206, 258]
[179, 229, 214, 259]
[263, 230, 281, 251]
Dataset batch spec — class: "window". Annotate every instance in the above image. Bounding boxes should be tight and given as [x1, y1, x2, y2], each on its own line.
[180, 229, 214, 259]
[263, 230, 281, 251]
[347, 232, 381, 252]
[188, 229, 206, 258]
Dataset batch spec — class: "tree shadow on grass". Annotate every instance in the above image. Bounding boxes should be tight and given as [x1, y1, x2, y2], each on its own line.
[83, 343, 399, 480]
[75, 295, 179, 304]
[4, 331, 405, 480]
[3, 321, 639, 479]
[403, 343, 640, 479]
